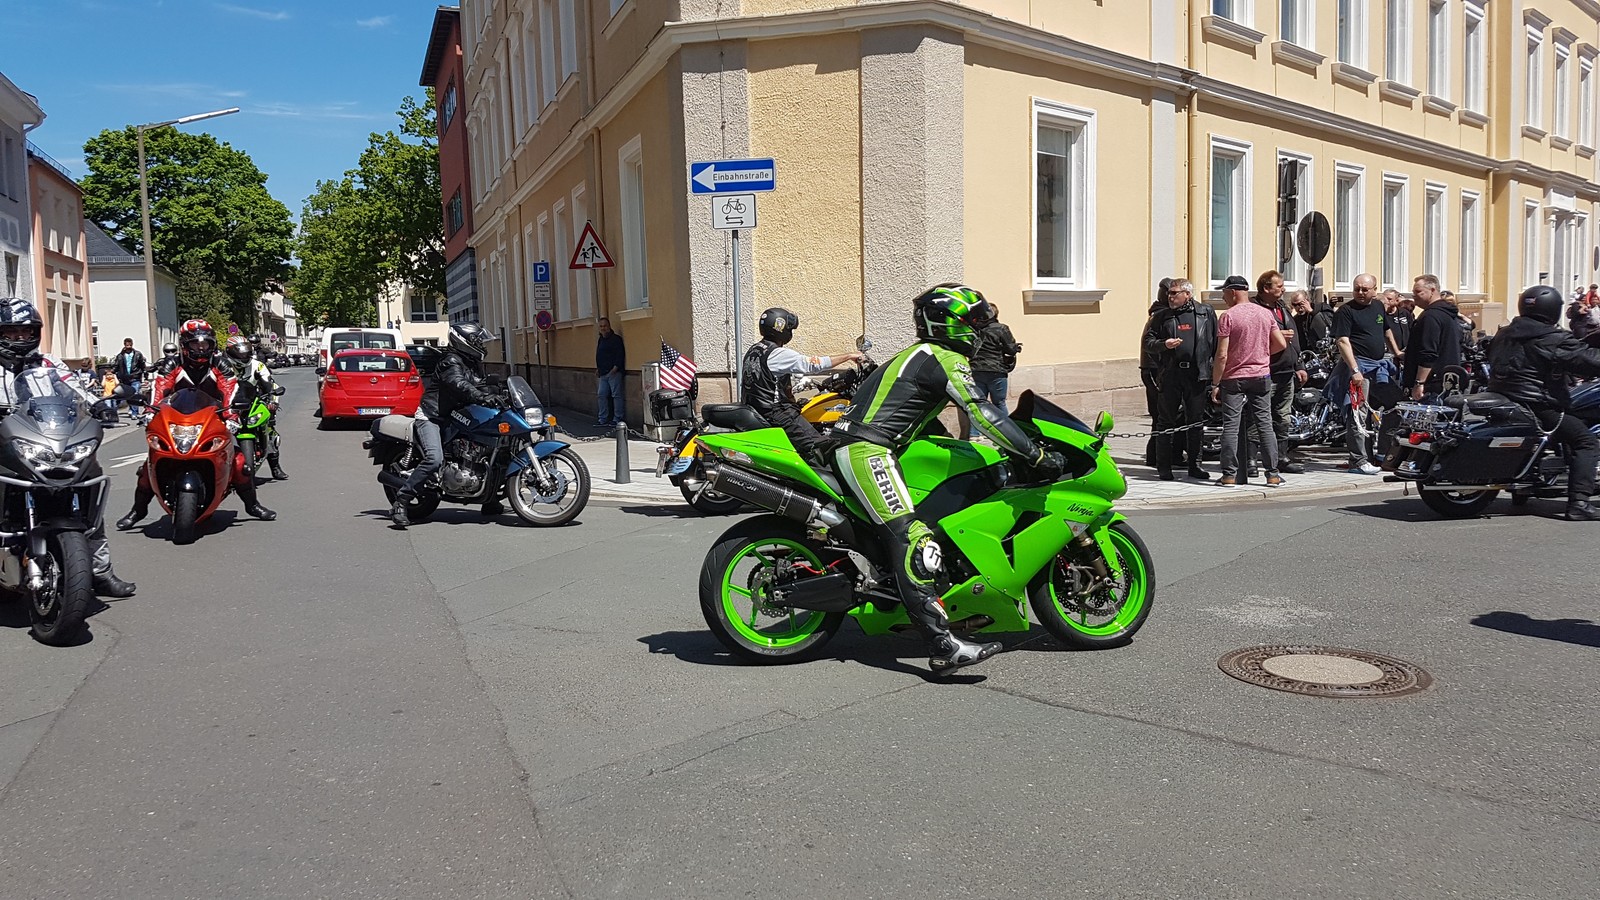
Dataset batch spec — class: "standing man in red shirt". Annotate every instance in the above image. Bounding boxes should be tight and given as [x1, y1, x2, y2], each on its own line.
[1210, 275, 1289, 487]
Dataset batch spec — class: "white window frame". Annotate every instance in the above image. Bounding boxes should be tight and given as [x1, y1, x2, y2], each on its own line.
[1463, 2, 1487, 113]
[1524, 200, 1541, 289]
[523, 16, 541, 123]
[571, 183, 593, 319]
[521, 224, 536, 327]
[1334, 162, 1366, 289]
[618, 135, 650, 309]
[1459, 190, 1482, 293]
[1555, 41, 1573, 139]
[559, 0, 578, 81]
[1527, 27, 1545, 130]
[1208, 136, 1252, 289]
[1381, 174, 1409, 289]
[1423, 182, 1447, 279]
[1387, 0, 1413, 85]
[1337, 0, 1369, 68]
[1280, 0, 1313, 48]
[1276, 150, 1314, 287]
[1427, 0, 1450, 101]
[1213, 0, 1255, 26]
[552, 198, 570, 321]
[1581, 53, 1596, 147]
[1031, 99, 1098, 291]
[539, 0, 557, 107]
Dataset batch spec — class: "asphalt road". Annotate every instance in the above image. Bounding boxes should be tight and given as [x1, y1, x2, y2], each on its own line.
[3, 367, 1598, 899]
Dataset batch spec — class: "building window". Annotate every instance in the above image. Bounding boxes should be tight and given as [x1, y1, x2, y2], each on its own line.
[1386, 0, 1412, 84]
[1555, 43, 1572, 138]
[410, 292, 440, 323]
[559, 0, 578, 80]
[1033, 100, 1097, 288]
[1423, 183, 1446, 278]
[3, 253, 16, 296]
[618, 136, 649, 309]
[1334, 164, 1364, 288]
[1212, 0, 1251, 24]
[539, 0, 557, 106]
[441, 82, 457, 132]
[1276, 152, 1312, 286]
[1582, 56, 1596, 146]
[447, 190, 464, 237]
[523, 17, 541, 118]
[1209, 137, 1250, 287]
[1427, 0, 1449, 100]
[1281, 0, 1312, 47]
[1527, 29, 1544, 129]
[1463, 4, 1486, 112]
[1524, 201, 1541, 288]
[1459, 191, 1481, 293]
[1381, 175, 1408, 288]
[1338, 0, 1368, 67]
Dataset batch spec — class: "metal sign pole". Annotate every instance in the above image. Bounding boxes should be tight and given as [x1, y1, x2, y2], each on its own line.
[731, 228, 743, 401]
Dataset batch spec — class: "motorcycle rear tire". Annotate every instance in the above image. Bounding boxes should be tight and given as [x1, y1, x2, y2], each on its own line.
[700, 516, 845, 663]
[172, 491, 202, 545]
[29, 531, 93, 646]
[1420, 488, 1498, 518]
[381, 463, 440, 521]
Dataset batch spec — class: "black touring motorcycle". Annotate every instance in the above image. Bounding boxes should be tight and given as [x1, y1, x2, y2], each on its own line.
[1382, 381, 1600, 517]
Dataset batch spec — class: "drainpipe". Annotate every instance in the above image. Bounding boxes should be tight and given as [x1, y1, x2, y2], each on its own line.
[1184, 8, 1205, 295]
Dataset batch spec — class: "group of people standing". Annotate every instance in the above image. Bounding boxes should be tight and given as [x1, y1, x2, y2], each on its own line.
[1141, 270, 1470, 484]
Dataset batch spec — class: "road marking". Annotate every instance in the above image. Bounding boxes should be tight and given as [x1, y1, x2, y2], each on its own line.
[110, 453, 145, 469]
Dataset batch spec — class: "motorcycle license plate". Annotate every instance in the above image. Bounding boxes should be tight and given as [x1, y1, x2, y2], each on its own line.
[655, 446, 672, 477]
[358, 407, 391, 416]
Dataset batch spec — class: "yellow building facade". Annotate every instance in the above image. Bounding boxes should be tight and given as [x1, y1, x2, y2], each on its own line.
[461, 0, 1600, 417]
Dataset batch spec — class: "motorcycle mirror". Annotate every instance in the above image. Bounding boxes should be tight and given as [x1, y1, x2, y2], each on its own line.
[1094, 411, 1114, 437]
[272, 385, 287, 396]
[856, 336, 872, 352]
[315, 366, 327, 376]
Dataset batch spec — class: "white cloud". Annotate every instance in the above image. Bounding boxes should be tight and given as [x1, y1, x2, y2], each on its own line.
[356, 15, 392, 28]
[217, 4, 290, 20]
[97, 82, 248, 101]
[251, 101, 385, 121]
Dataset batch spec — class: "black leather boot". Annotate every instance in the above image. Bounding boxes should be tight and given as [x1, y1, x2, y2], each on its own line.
[481, 499, 505, 517]
[1567, 499, 1600, 521]
[116, 486, 153, 531]
[390, 496, 411, 528]
[929, 634, 1004, 674]
[237, 480, 276, 521]
[93, 570, 137, 599]
[268, 456, 288, 480]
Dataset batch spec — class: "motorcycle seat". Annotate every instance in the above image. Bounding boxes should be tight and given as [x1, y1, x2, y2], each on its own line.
[702, 404, 770, 432]
[1445, 392, 1534, 423]
[371, 414, 416, 442]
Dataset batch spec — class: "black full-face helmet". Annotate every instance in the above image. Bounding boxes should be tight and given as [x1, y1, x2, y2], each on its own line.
[449, 322, 491, 362]
[758, 308, 800, 345]
[0, 298, 43, 369]
[1518, 285, 1565, 325]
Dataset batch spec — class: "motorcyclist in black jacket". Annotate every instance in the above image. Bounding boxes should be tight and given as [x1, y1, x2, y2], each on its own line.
[390, 323, 505, 528]
[1487, 285, 1600, 521]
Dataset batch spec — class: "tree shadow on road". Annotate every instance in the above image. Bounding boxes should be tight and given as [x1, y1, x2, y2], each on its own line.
[1472, 610, 1600, 649]
[637, 628, 988, 683]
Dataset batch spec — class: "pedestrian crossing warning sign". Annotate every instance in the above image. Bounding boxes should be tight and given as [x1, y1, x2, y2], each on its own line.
[569, 221, 615, 270]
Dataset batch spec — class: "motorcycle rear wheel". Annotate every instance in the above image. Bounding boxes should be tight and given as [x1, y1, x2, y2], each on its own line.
[680, 475, 743, 515]
[381, 463, 440, 521]
[1420, 488, 1498, 518]
[30, 531, 93, 646]
[700, 516, 845, 662]
[1028, 520, 1154, 650]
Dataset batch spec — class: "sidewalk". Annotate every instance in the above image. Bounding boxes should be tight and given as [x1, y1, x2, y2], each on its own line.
[552, 407, 1400, 510]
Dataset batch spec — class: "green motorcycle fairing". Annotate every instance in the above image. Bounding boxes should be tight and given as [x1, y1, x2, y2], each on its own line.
[699, 413, 1130, 636]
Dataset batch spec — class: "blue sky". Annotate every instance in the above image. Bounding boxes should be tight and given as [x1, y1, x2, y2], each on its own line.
[9, 0, 441, 225]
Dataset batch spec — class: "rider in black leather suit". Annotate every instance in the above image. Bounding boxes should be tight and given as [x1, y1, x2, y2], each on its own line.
[390, 323, 504, 528]
[1487, 285, 1600, 521]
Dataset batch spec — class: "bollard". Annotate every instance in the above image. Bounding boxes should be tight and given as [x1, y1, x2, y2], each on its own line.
[614, 419, 631, 484]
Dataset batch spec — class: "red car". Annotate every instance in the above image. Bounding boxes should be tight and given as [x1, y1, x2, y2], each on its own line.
[318, 349, 423, 426]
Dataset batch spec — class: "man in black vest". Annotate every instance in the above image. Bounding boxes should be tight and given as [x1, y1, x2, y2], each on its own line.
[740, 308, 860, 460]
[1142, 277, 1217, 481]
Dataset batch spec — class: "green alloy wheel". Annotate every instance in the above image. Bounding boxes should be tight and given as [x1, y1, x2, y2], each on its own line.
[1029, 520, 1154, 650]
[699, 516, 845, 662]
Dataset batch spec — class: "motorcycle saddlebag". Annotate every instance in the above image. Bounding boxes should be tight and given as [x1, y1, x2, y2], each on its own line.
[1427, 424, 1541, 485]
[649, 389, 694, 423]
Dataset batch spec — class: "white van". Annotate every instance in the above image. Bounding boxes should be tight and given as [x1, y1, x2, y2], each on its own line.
[319, 327, 407, 370]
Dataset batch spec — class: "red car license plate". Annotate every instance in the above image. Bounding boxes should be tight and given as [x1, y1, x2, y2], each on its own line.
[358, 407, 392, 416]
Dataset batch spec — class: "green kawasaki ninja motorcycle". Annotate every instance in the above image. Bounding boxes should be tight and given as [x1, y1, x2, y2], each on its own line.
[694, 390, 1154, 662]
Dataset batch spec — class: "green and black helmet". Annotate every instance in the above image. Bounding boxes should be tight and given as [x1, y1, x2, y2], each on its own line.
[913, 283, 991, 356]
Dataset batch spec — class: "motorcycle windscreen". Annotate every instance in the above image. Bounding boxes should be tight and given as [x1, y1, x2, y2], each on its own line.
[165, 388, 223, 415]
[12, 369, 92, 437]
[506, 376, 542, 410]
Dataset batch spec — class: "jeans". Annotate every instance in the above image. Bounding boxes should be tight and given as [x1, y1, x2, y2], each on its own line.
[401, 418, 444, 497]
[1327, 358, 1398, 466]
[1245, 371, 1297, 469]
[1219, 377, 1278, 477]
[967, 371, 1008, 438]
[596, 371, 624, 426]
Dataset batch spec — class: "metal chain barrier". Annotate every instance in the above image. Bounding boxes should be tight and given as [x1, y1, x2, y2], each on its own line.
[1104, 421, 1209, 440]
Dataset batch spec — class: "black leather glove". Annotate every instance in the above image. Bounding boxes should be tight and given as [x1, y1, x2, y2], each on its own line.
[1021, 448, 1066, 483]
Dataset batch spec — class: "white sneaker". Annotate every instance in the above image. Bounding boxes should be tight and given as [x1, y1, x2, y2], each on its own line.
[1347, 462, 1382, 475]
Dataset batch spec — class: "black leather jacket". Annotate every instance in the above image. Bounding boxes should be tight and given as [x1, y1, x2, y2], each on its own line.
[1486, 316, 1600, 408]
[1141, 302, 1218, 381]
[419, 352, 500, 419]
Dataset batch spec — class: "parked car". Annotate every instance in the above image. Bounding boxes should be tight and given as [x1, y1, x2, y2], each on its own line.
[317, 349, 423, 427]
[405, 343, 444, 377]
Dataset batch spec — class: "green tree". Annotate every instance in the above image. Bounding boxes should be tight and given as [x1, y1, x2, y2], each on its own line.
[80, 127, 294, 329]
[173, 261, 237, 339]
[291, 93, 444, 329]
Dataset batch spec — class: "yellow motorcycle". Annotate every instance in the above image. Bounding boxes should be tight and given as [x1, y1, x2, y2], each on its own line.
[653, 348, 877, 515]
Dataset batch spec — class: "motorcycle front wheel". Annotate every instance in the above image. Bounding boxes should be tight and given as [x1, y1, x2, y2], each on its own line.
[699, 516, 845, 663]
[172, 490, 202, 545]
[30, 531, 93, 646]
[506, 448, 590, 526]
[1028, 520, 1154, 650]
[239, 437, 263, 476]
[1420, 488, 1498, 518]
[380, 462, 440, 521]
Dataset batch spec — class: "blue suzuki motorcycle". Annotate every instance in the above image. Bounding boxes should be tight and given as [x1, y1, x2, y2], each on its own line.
[365, 375, 590, 526]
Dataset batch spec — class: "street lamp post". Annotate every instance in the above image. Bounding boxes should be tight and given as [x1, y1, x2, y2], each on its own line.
[137, 107, 239, 355]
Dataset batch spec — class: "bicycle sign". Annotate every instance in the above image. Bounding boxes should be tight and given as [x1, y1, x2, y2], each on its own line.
[712, 193, 758, 231]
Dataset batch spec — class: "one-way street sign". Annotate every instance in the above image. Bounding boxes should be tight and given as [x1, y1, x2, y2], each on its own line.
[690, 158, 776, 194]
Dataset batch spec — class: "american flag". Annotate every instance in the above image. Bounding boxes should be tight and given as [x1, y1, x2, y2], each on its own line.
[659, 340, 698, 391]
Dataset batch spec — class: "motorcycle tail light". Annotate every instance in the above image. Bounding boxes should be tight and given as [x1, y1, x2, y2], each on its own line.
[1409, 432, 1430, 445]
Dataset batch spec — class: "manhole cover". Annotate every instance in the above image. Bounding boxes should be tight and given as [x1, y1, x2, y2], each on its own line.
[1218, 645, 1432, 698]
